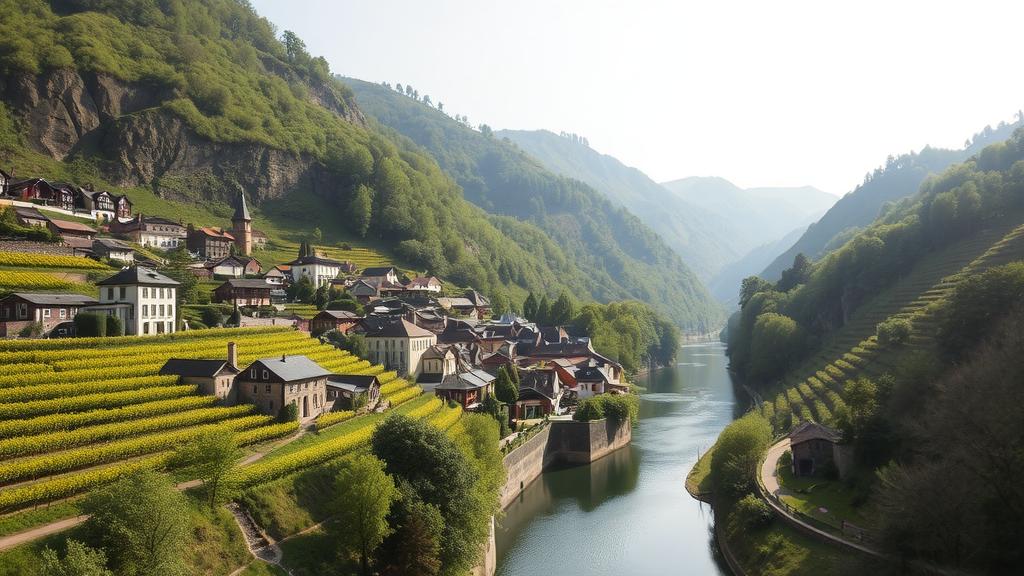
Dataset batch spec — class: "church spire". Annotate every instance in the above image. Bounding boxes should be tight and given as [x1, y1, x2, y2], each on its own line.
[232, 186, 251, 222]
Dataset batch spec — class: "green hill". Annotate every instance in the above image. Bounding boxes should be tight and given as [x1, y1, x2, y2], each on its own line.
[344, 78, 724, 333]
[0, 0, 709, 329]
[493, 129, 754, 280]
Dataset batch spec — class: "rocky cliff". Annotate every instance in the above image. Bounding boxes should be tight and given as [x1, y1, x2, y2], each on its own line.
[0, 66, 362, 206]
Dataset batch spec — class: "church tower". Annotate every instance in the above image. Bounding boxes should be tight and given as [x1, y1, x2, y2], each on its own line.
[231, 187, 252, 256]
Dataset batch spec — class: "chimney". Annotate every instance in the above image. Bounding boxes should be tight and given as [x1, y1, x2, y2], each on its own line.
[228, 342, 237, 369]
[281, 354, 286, 362]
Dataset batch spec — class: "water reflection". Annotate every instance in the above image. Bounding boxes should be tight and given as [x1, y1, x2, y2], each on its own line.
[496, 341, 736, 576]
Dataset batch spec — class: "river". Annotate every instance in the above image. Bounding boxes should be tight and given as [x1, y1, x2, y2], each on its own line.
[495, 341, 741, 576]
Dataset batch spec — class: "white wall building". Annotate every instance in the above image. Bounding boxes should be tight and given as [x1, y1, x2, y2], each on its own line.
[90, 267, 180, 335]
[287, 255, 344, 287]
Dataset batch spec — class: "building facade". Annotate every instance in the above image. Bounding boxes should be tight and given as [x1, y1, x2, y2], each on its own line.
[90, 267, 179, 335]
[365, 319, 437, 378]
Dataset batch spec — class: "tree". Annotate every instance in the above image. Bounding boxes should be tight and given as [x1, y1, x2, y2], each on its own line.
[41, 540, 112, 576]
[324, 331, 369, 360]
[350, 184, 373, 237]
[200, 306, 223, 328]
[169, 426, 239, 509]
[314, 284, 330, 310]
[82, 470, 189, 576]
[370, 415, 484, 576]
[294, 275, 315, 303]
[739, 276, 774, 308]
[331, 454, 401, 576]
[709, 412, 772, 496]
[281, 30, 306, 60]
[775, 253, 811, 292]
[312, 227, 322, 243]
[422, 95, 431, 106]
[226, 307, 241, 328]
[548, 290, 576, 325]
[395, 83, 403, 93]
[437, 102, 443, 112]
[493, 366, 518, 405]
[522, 292, 538, 322]
[536, 294, 551, 325]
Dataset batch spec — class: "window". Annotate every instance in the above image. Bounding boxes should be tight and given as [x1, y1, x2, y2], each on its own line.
[270, 400, 274, 412]
[266, 385, 272, 394]
[143, 322, 149, 334]
[142, 305, 148, 318]
[262, 370, 269, 379]
[59, 309, 66, 319]
[107, 288, 114, 300]
[253, 385, 258, 394]
[142, 288, 148, 298]
[119, 287, 126, 300]
[42, 309, 50, 318]
[168, 305, 173, 318]
[251, 369, 256, 379]
[159, 305, 165, 317]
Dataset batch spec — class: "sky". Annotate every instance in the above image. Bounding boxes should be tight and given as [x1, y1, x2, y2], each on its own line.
[249, 0, 1023, 197]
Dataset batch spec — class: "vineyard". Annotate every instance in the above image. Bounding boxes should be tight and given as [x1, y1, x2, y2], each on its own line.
[0, 325, 430, 515]
[762, 218, 1024, 434]
[0, 252, 113, 270]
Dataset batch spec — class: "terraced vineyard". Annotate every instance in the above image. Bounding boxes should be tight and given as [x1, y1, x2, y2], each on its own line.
[0, 326, 400, 514]
[763, 217, 1024, 433]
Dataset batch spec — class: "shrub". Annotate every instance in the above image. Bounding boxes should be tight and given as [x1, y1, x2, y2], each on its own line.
[573, 397, 604, 422]
[105, 314, 124, 337]
[710, 411, 772, 497]
[18, 321, 44, 338]
[734, 493, 774, 530]
[200, 306, 223, 328]
[74, 313, 106, 337]
[877, 316, 913, 346]
[277, 401, 299, 423]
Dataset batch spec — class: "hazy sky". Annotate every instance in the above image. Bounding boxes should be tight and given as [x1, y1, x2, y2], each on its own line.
[250, 0, 1022, 196]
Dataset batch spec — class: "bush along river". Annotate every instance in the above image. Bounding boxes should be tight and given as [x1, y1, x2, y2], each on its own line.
[495, 341, 741, 576]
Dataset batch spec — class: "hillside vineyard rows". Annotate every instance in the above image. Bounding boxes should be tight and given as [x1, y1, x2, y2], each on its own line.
[0, 326, 429, 514]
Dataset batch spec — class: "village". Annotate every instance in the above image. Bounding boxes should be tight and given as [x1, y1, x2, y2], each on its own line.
[0, 169, 627, 429]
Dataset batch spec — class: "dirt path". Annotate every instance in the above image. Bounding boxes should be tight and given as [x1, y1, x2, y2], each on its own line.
[0, 515, 89, 553]
[226, 502, 332, 576]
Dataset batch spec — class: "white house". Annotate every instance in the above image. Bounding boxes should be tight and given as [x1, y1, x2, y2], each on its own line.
[88, 266, 179, 335]
[287, 255, 345, 287]
[365, 319, 437, 378]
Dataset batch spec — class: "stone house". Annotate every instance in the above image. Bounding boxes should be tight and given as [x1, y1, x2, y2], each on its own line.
[186, 227, 234, 259]
[788, 421, 852, 478]
[236, 355, 332, 422]
[159, 343, 241, 404]
[365, 319, 437, 378]
[0, 292, 98, 337]
[212, 278, 273, 307]
[109, 216, 186, 249]
[88, 266, 179, 335]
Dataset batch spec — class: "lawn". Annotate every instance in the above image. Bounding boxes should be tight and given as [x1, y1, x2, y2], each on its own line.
[777, 452, 872, 534]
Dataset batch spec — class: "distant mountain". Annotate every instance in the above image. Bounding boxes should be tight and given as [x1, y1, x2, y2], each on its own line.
[758, 119, 1024, 281]
[345, 79, 725, 334]
[660, 176, 837, 249]
[494, 129, 754, 280]
[706, 226, 808, 305]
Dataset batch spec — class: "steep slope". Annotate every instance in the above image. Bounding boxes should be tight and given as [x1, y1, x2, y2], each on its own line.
[759, 118, 1023, 281]
[494, 129, 753, 280]
[706, 226, 807, 305]
[345, 78, 725, 333]
[660, 176, 837, 249]
[0, 0, 653, 316]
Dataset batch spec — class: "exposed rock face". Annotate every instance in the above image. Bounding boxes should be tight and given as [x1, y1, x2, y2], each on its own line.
[0, 67, 361, 203]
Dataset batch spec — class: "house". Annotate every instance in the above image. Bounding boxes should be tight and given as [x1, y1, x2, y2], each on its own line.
[326, 374, 380, 411]
[186, 227, 234, 259]
[236, 355, 332, 422]
[365, 319, 437, 378]
[515, 368, 562, 420]
[287, 254, 346, 287]
[91, 238, 135, 263]
[159, 343, 241, 404]
[416, 345, 460, 393]
[88, 266, 179, 335]
[264, 265, 291, 284]
[8, 179, 75, 210]
[212, 278, 273, 307]
[310, 309, 361, 335]
[251, 230, 268, 247]
[47, 219, 96, 240]
[434, 369, 494, 410]
[788, 421, 852, 478]
[0, 292, 98, 337]
[14, 206, 50, 228]
[349, 279, 380, 304]
[464, 290, 491, 318]
[438, 297, 479, 320]
[109, 216, 186, 249]
[406, 276, 443, 295]
[360, 266, 400, 285]
[76, 189, 118, 219]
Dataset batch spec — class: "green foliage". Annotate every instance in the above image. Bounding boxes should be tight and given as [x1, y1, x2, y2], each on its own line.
[572, 394, 639, 426]
[226, 307, 241, 328]
[734, 493, 774, 530]
[104, 314, 123, 337]
[277, 401, 299, 424]
[330, 454, 401, 576]
[73, 313, 106, 338]
[747, 312, 805, 384]
[324, 331, 369, 360]
[938, 261, 1024, 363]
[41, 540, 112, 576]
[573, 300, 680, 375]
[171, 426, 239, 509]
[200, 306, 223, 328]
[572, 397, 604, 422]
[710, 411, 772, 497]
[876, 316, 912, 346]
[548, 290, 576, 325]
[522, 292, 538, 322]
[370, 415, 486, 576]
[493, 366, 518, 405]
[81, 469, 189, 576]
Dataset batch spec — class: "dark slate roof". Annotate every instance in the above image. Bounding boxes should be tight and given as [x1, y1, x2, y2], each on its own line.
[465, 290, 489, 306]
[245, 355, 332, 382]
[233, 188, 251, 221]
[518, 370, 557, 400]
[315, 310, 360, 320]
[416, 373, 444, 384]
[14, 206, 49, 221]
[327, 374, 379, 393]
[788, 421, 841, 445]
[159, 359, 238, 378]
[6, 292, 98, 306]
[218, 278, 273, 290]
[97, 266, 180, 287]
[93, 238, 133, 251]
[367, 318, 434, 339]
[286, 255, 345, 267]
[435, 369, 494, 391]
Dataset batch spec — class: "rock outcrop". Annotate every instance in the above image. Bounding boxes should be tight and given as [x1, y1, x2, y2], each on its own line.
[0, 66, 362, 204]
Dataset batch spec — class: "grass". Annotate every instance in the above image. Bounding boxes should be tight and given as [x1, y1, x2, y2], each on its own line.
[238, 561, 289, 576]
[777, 457, 871, 532]
[0, 502, 81, 538]
[277, 527, 359, 576]
[686, 444, 714, 498]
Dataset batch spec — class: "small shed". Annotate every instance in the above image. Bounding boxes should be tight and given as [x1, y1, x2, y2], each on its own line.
[788, 421, 851, 478]
[326, 374, 381, 411]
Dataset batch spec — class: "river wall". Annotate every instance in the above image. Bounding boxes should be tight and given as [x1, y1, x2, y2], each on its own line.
[500, 418, 633, 509]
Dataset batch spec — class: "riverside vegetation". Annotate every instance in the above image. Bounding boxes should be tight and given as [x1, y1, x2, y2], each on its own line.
[701, 130, 1024, 575]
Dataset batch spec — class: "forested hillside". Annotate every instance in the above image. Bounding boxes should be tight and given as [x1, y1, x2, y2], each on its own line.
[494, 129, 752, 280]
[760, 118, 1024, 281]
[345, 78, 725, 333]
[0, 0, 715, 331]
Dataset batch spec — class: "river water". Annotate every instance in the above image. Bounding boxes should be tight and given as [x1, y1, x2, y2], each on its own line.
[495, 341, 740, 576]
